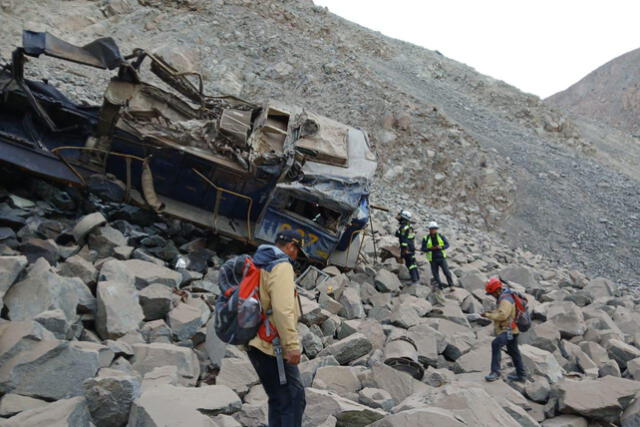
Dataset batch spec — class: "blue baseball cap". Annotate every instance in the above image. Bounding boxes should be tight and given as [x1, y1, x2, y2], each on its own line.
[277, 229, 304, 247]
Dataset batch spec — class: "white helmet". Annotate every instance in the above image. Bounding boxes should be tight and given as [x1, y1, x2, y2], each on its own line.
[398, 210, 412, 221]
[428, 221, 439, 229]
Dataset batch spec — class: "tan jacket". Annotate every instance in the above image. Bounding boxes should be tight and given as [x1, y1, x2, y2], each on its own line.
[249, 262, 301, 356]
[485, 296, 519, 335]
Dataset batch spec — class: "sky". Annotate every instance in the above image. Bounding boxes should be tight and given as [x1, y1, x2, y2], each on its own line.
[313, 0, 640, 98]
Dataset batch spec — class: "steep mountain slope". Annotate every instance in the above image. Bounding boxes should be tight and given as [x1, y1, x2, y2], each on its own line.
[547, 47, 640, 135]
[1, 0, 639, 284]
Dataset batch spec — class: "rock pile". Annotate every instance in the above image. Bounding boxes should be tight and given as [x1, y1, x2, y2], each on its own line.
[2, 175, 640, 427]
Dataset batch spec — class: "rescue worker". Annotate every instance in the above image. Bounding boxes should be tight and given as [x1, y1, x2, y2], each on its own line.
[248, 229, 306, 426]
[421, 221, 454, 290]
[395, 210, 420, 283]
[482, 277, 526, 382]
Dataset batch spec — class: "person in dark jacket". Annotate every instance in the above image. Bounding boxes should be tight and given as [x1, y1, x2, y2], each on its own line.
[421, 221, 454, 290]
[395, 210, 420, 283]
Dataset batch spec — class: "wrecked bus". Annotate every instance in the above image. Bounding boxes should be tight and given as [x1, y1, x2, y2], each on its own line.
[0, 31, 376, 268]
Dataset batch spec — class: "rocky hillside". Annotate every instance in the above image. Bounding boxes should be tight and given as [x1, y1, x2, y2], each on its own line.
[2, 0, 640, 283]
[3, 171, 640, 426]
[546, 47, 640, 136]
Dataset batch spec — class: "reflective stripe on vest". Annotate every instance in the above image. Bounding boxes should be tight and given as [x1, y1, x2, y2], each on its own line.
[425, 234, 446, 261]
[400, 225, 414, 247]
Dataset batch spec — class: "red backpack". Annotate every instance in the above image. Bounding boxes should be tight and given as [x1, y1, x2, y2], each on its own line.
[500, 288, 532, 332]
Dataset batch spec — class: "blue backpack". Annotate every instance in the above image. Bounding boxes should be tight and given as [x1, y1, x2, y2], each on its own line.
[214, 255, 263, 345]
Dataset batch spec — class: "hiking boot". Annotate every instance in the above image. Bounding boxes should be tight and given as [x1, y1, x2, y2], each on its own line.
[484, 372, 500, 382]
[507, 373, 526, 382]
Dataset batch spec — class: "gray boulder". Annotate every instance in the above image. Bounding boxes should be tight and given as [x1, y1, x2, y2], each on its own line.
[232, 402, 268, 426]
[541, 415, 587, 427]
[389, 304, 421, 329]
[557, 376, 640, 422]
[313, 366, 362, 401]
[579, 341, 609, 367]
[370, 407, 466, 427]
[302, 328, 324, 357]
[0, 393, 48, 417]
[0, 340, 100, 400]
[0, 320, 55, 367]
[4, 258, 79, 323]
[621, 391, 640, 427]
[584, 277, 617, 299]
[606, 339, 640, 369]
[422, 367, 455, 387]
[303, 388, 385, 427]
[140, 365, 180, 391]
[317, 333, 372, 364]
[19, 238, 61, 265]
[368, 363, 429, 404]
[0, 255, 27, 308]
[57, 255, 98, 286]
[561, 340, 598, 378]
[299, 295, 329, 326]
[525, 375, 551, 403]
[84, 368, 141, 427]
[128, 384, 241, 426]
[498, 265, 536, 290]
[339, 286, 365, 319]
[374, 269, 401, 293]
[458, 272, 487, 293]
[361, 282, 392, 307]
[216, 358, 260, 397]
[453, 375, 530, 411]
[89, 225, 128, 257]
[96, 280, 144, 340]
[70, 278, 97, 314]
[547, 302, 586, 339]
[600, 359, 622, 377]
[398, 294, 432, 316]
[407, 324, 442, 366]
[453, 343, 492, 374]
[502, 400, 540, 427]
[100, 259, 182, 289]
[131, 343, 200, 386]
[392, 384, 520, 427]
[138, 283, 173, 321]
[3, 396, 93, 427]
[358, 387, 394, 411]
[626, 357, 640, 380]
[430, 300, 470, 327]
[299, 355, 340, 388]
[34, 309, 70, 339]
[140, 319, 172, 344]
[167, 303, 204, 341]
[318, 292, 344, 314]
[520, 344, 564, 383]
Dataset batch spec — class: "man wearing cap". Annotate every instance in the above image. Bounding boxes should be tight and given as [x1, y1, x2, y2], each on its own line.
[421, 221, 455, 290]
[248, 229, 306, 426]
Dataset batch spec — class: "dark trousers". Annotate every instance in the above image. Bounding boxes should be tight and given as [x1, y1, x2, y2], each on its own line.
[490, 332, 525, 376]
[430, 257, 454, 288]
[247, 346, 306, 427]
[402, 253, 420, 283]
